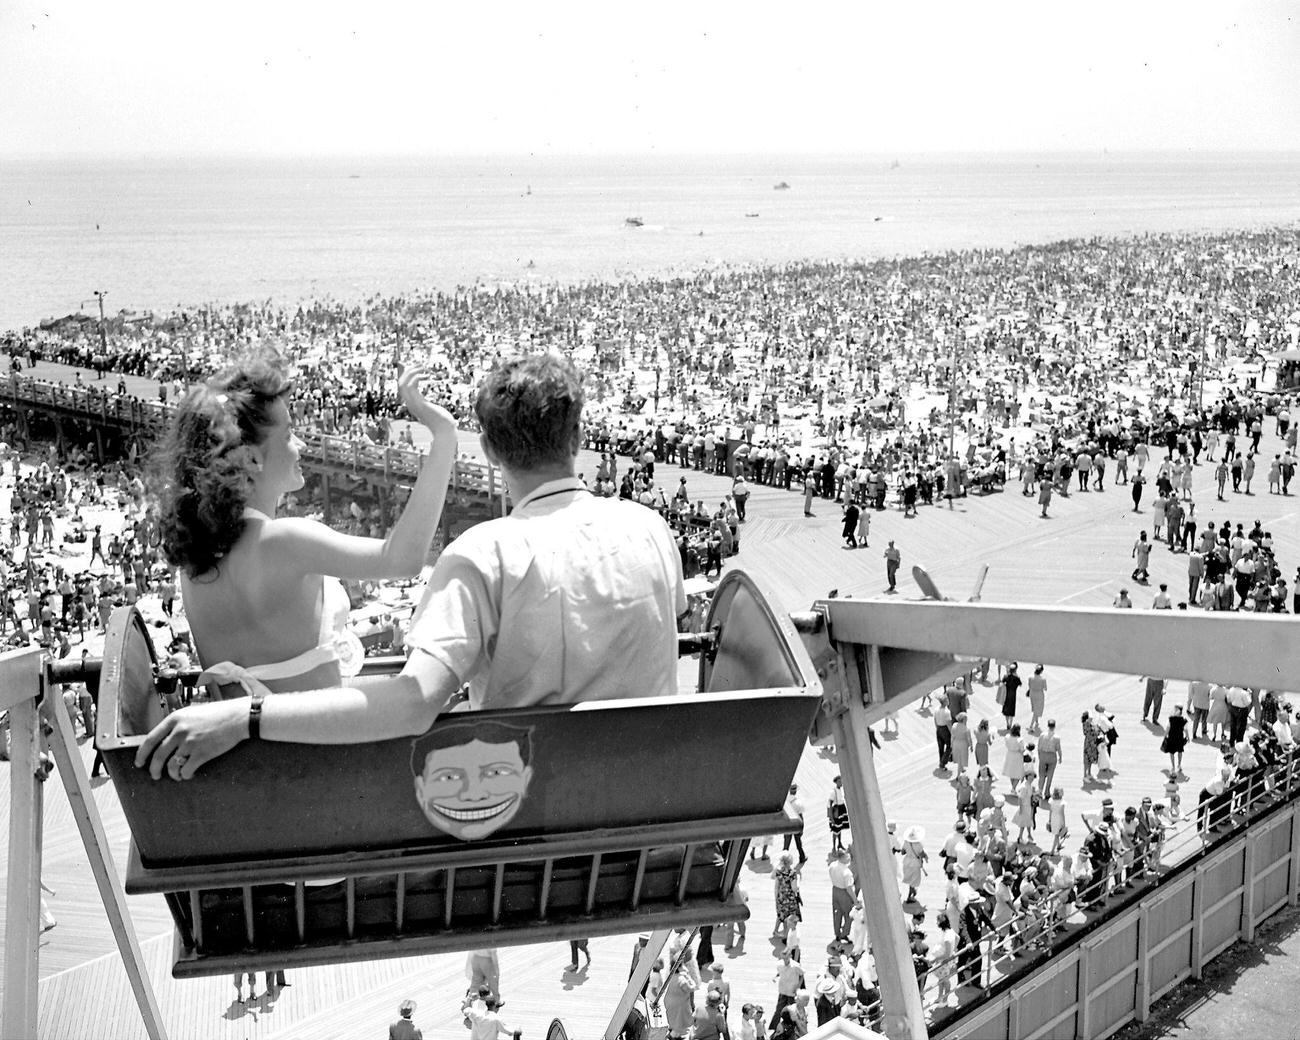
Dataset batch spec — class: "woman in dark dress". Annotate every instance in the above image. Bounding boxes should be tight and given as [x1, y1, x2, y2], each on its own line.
[772, 851, 803, 936]
[1163, 704, 1189, 778]
[1000, 663, 1022, 731]
[841, 502, 860, 548]
[1081, 712, 1100, 781]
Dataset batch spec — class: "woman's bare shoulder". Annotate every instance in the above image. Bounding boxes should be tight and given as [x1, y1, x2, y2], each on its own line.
[253, 514, 330, 539]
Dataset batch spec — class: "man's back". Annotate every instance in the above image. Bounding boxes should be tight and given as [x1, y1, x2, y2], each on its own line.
[465, 1006, 510, 1040]
[389, 1018, 422, 1040]
[409, 481, 685, 710]
[692, 1004, 729, 1040]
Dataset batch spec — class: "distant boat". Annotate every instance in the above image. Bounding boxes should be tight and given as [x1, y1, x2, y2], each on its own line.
[745, 212, 760, 218]
[773, 181, 790, 190]
[890, 160, 900, 170]
[348, 174, 361, 179]
[625, 216, 643, 227]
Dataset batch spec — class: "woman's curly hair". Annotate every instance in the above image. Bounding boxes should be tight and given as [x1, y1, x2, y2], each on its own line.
[152, 349, 293, 578]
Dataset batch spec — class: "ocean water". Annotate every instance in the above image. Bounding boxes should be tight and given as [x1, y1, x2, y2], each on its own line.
[2, 153, 1298, 332]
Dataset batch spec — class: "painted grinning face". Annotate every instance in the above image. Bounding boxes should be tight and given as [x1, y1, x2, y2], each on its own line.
[413, 739, 534, 841]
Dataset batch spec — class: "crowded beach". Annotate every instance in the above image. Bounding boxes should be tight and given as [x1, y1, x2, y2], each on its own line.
[5, 224, 1300, 1036]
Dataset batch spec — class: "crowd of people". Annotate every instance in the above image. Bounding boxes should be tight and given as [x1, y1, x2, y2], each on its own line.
[744, 652, 1300, 1031]
[0, 445, 167, 651]
[11, 228, 1300, 498]
[4, 225, 1300, 1036]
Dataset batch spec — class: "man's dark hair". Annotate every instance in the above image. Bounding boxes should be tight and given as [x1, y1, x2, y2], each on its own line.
[474, 355, 584, 471]
[410, 720, 533, 777]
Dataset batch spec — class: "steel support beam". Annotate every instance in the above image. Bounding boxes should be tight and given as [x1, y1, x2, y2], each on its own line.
[819, 600, 1300, 698]
[2, 670, 41, 1040]
[603, 929, 672, 1040]
[41, 684, 168, 1039]
[836, 643, 928, 1040]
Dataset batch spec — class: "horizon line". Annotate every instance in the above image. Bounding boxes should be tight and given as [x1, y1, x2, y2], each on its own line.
[5, 147, 1300, 164]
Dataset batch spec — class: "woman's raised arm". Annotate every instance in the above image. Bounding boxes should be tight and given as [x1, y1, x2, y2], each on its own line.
[266, 367, 459, 581]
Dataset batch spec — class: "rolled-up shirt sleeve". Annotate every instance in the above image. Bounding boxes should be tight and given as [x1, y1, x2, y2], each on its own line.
[406, 545, 498, 685]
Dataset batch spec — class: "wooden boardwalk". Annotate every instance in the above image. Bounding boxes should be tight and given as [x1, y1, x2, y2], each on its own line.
[4, 404, 1300, 1038]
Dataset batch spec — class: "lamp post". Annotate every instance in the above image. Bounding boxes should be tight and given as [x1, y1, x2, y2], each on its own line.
[91, 290, 108, 354]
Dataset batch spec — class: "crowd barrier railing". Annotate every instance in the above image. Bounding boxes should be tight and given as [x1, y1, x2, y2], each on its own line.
[908, 743, 1300, 1038]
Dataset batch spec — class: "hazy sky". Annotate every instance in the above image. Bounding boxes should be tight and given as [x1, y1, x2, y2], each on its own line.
[3, 1, 1298, 157]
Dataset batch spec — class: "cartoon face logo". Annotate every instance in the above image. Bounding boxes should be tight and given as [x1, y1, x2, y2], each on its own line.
[410, 721, 535, 841]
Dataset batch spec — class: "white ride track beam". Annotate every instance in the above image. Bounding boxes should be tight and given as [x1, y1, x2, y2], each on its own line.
[819, 600, 1300, 699]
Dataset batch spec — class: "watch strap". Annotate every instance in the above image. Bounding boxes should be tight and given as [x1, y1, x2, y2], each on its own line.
[248, 691, 265, 741]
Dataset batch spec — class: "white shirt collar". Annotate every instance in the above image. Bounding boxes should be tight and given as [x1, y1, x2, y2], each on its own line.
[513, 476, 587, 511]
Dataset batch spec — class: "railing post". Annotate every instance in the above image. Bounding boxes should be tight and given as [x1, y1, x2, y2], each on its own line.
[1134, 902, 1151, 1022]
[1242, 827, 1258, 942]
[1190, 864, 1207, 979]
[1289, 801, 1300, 907]
[1075, 940, 1092, 1040]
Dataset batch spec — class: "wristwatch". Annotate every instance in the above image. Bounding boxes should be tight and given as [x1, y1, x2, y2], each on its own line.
[248, 691, 265, 741]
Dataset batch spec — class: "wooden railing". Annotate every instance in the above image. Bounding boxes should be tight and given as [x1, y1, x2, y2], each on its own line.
[3, 372, 173, 430]
[1, 372, 502, 498]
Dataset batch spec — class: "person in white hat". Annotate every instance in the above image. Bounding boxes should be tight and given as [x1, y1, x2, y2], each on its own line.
[812, 960, 849, 1025]
[901, 825, 928, 903]
[389, 999, 422, 1040]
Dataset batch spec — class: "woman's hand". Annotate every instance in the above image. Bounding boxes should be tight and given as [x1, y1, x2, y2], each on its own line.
[397, 366, 456, 433]
[134, 700, 249, 781]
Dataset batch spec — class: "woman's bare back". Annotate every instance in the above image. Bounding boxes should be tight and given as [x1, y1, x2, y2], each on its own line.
[181, 519, 340, 693]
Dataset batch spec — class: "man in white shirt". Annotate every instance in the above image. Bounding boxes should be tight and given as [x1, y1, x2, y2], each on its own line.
[1273, 703, 1296, 751]
[940, 819, 974, 876]
[828, 849, 857, 945]
[770, 951, 805, 1031]
[140, 355, 688, 777]
[1225, 685, 1253, 745]
[462, 987, 517, 1040]
[933, 701, 953, 770]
